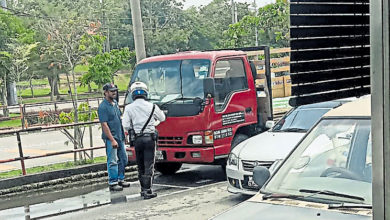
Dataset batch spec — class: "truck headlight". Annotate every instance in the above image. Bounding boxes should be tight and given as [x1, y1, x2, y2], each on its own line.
[228, 153, 238, 166]
[192, 135, 203, 144]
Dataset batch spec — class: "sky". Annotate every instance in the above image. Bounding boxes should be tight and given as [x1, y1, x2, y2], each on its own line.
[182, 0, 276, 9]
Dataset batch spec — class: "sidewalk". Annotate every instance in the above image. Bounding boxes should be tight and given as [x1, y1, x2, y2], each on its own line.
[0, 163, 138, 210]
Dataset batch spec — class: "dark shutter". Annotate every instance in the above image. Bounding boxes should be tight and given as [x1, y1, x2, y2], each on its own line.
[289, 0, 370, 107]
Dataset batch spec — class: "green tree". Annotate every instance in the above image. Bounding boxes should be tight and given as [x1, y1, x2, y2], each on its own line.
[0, 9, 34, 115]
[223, 0, 289, 48]
[1, 42, 38, 101]
[81, 47, 135, 89]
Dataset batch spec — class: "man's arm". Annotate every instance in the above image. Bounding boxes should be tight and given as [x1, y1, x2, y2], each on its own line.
[101, 122, 118, 148]
[122, 106, 133, 131]
[154, 105, 166, 122]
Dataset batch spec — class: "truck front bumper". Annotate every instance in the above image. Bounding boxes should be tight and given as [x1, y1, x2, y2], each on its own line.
[126, 146, 215, 163]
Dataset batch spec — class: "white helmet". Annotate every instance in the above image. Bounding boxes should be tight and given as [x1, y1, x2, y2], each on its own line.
[130, 81, 148, 99]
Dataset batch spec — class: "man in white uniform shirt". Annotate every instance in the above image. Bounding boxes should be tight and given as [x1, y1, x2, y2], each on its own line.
[122, 82, 165, 199]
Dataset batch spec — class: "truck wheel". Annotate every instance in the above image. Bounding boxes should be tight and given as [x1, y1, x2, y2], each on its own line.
[155, 162, 182, 175]
[231, 134, 249, 150]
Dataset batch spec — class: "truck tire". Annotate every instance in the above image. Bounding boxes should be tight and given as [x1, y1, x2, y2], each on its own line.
[231, 134, 249, 150]
[155, 162, 182, 175]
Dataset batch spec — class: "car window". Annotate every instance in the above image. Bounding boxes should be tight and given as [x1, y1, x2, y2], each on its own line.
[265, 118, 372, 204]
[272, 108, 330, 132]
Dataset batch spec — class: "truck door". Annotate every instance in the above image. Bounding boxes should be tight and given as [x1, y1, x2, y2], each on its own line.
[212, 57, 257, 156]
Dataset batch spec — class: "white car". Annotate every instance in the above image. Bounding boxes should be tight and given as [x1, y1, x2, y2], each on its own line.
[226, 100, 352, 195]
[214, 96, 372, 220]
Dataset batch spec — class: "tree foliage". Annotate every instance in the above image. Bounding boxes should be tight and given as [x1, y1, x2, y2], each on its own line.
[81, 48, 135, 88]
[223, 0, 289, 48]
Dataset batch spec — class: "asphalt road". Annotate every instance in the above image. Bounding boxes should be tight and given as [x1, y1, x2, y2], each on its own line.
[0, 164, 252, 220]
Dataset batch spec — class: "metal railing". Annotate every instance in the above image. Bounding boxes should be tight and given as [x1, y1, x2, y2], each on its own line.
[0, 121, 104, 176]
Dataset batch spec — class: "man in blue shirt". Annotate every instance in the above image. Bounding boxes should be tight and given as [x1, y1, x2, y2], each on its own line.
[98, 83, 129, 191]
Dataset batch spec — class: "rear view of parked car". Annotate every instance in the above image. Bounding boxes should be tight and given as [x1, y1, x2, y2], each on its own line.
[213, 96, 372, 220]
[226, 99, 353, 195]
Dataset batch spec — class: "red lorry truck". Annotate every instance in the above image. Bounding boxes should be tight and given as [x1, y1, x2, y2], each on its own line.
[124, 46, 273, 175]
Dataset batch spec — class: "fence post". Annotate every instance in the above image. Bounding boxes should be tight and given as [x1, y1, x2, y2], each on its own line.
[20, 104, 25, 130]
[23, 104, 27, 129]
[16, 132, 27, 175]
[24, 205, 30, 220]
[87, 99, 94, 160]
[54, 101, 58, 112]
[89, 107, 94, 160]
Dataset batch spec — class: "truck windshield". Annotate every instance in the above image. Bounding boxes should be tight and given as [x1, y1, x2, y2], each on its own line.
[126, 59, 210, 105]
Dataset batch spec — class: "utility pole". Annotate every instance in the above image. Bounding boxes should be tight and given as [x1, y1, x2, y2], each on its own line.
[234, 3, 238, 23]
[231, 0, 235, 24]
[101, 0, 110, 53]
[130, 0, 146, 62]
[254, 0, 258, 46]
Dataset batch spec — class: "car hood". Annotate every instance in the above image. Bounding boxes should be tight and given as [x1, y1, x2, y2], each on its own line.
[212, 199, 371, 220]
[235, 132, 305, 161]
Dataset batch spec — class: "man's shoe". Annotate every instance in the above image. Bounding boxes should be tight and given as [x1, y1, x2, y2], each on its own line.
[109, 184, 123, 191]
[118, 181, 130, 188]
[143, 190, 157, 199]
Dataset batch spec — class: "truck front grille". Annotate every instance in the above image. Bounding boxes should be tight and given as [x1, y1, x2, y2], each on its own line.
[241, 160, 273, 172]
[158, 136, 183, 145]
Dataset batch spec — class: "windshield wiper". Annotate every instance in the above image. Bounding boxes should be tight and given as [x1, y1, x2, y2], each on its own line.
[146, 98, 160, 101]
[262, 193, 303, 200]
[159, 97, 201, 108]
[299, 189, 365, 202]
[280, 128, 307, 132]
[328, 203, 372, 209]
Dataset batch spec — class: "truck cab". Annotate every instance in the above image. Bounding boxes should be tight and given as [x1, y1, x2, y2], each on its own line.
[124, 48, 272, 175]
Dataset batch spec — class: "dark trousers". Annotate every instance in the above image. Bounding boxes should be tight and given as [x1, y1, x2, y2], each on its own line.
[134, 135, 156, 191]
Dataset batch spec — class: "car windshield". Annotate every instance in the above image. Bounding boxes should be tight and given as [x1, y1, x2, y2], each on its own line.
[264, 118, 372, 205]
[125, 59, 210, 105]
[272, 108, 331, 132]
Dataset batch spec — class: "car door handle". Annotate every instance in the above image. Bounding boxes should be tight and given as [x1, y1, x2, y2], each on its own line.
[245, 107, 252, 113]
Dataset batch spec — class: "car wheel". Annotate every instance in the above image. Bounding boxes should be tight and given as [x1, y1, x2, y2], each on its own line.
[155, 162, 182, 175]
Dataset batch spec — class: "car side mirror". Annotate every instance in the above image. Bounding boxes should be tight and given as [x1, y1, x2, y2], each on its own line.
[203, 78, 215, 98]
[253, 166, 271, 188]
[265, 120, 275, 129]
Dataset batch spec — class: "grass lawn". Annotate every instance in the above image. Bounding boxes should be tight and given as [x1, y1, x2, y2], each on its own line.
[115, 73, 130, 91]
[0, 118, 21, 128]
[10, 70, 131, 106]
[19, 88, 52, 97]
[0, 156, 107, 179]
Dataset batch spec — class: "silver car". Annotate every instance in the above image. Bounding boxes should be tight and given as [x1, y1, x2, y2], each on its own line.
[214, 97, 372, 220]
[226, 100, 353, 195]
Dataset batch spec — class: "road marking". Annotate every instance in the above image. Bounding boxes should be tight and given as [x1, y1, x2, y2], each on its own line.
[195, 179, 213, 184]
[153, 183, 193, 189]
[156, 182, 224, 199]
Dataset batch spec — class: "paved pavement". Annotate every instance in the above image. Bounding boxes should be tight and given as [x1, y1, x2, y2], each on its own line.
[0, 164, 251, 220]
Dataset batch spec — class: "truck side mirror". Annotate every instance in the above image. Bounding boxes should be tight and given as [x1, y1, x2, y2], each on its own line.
[253, 166, 271, 188]
[203, 78, 215, 98]
[265, 120, 275, 129]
